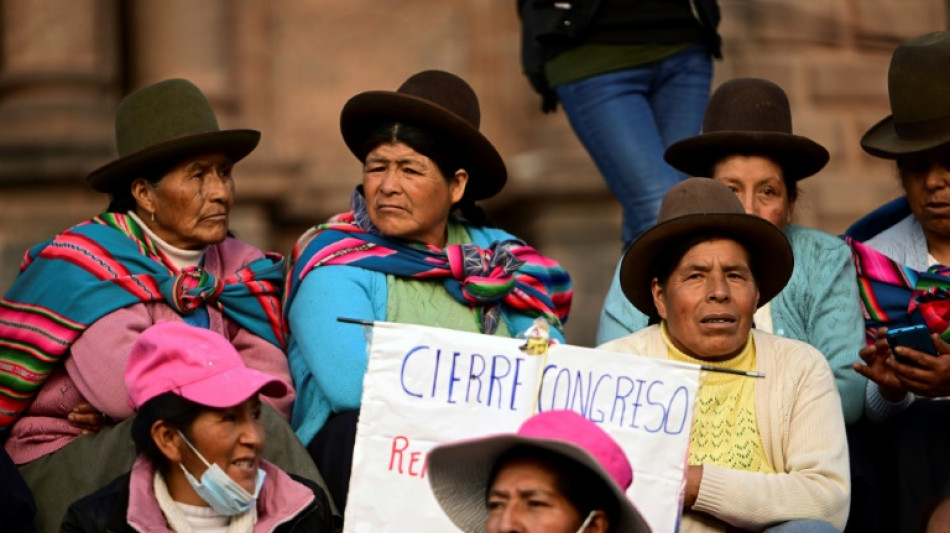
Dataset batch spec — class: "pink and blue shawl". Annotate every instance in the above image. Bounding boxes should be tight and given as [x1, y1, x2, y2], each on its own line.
[285, 194, 572, 336]
[846, 237, 950, 343]
[0, 213, 284, 429]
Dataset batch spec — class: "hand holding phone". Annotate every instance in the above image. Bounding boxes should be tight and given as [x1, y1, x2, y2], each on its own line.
[885, 324, 938, 364]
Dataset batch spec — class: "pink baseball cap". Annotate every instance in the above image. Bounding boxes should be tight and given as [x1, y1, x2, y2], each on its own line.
[427, 410, 650, 533]
[125, 321, 287, 410]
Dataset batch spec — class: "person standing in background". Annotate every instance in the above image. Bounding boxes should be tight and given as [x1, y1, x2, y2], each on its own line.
[517, 0, 721, 246]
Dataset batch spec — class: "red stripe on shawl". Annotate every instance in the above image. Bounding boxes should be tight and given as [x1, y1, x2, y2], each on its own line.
[0, 302, 83, 358]
[252, 290, 285, 350]
[849, 238, 914, 287]
[857, 277, 887, 322]
[413, 268, 448, 279]
[506, 244, 559, 267]
[90, 214, 170, 266]
[40, 233, 162, 300]
[0, 396, 30, 427]
[0, 299, 84, 329]
[506, 286, 571, 321]
[551, 290, 574, 308]
[517, 276, 545, 292]
[226, 268, 284, 350]
[40, 232, 134, 277]
[0, 338, 61, 364]
[19, 247, 34, 272]
[505, 288, 554, 315]
[0, 358, 47, 384]
[299, 240, 396, 275]
[445, 246, 465, 278]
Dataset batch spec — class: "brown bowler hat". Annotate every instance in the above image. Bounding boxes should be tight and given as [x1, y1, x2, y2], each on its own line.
[87, 78, 260, 193]
[664, 78, 829, 183]
[340, 70, 507, 201]
[862, 31, 950, 158]
[620, 178, 793, 316]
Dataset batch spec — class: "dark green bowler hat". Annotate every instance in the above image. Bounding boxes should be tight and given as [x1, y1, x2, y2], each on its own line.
[862, 31, 950, 158]
[87, 78, 260, 193]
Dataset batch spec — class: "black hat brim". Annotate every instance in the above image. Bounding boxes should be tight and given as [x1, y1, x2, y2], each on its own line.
[664, 131, 829, 182]
[87, 129, 260, 193]
[340, 91, 507, 201]
[861, 115, 950, 159]
[619, 212, 794, 316]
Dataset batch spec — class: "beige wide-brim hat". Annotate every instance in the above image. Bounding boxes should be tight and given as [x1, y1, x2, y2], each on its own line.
[620, 178, 794, 316]
[862, 31, 950, 158]
[339, 70, 507, 202]
[428, 410, 651, 533]
[87, 78, 260, 193]
[664, 78, 829, 183]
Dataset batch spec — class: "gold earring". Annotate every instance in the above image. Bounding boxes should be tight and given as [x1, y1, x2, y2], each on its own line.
[151, 212, 155, 222]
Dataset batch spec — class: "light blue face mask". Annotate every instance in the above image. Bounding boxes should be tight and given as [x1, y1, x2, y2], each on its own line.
[177, 431, 266, 516]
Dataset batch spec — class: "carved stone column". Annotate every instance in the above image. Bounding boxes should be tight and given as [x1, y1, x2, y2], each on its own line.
[0, 0, 120, 290]
[127, 0, 233, 106]
[0, 0, 118, 180]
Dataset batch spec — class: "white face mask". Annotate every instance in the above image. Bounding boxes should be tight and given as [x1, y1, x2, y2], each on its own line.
[576, 511, 596, 533]
[176, 430, 265, 516]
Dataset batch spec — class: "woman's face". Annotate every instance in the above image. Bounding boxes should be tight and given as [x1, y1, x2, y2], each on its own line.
[362, 142, 467, 247]
[176, 396, 265, 497]
[712, 154, 794, 231]
[485, 457, 590, 533]
[652, 238, 759, 361]
[899, 153, 950, 242]
[132, 152, 235, 250]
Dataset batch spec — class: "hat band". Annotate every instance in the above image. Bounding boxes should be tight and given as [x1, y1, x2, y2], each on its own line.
[894, 113, 950, 140]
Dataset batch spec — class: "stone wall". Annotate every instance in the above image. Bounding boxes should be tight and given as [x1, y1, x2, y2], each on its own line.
[0, 0, 946, 346]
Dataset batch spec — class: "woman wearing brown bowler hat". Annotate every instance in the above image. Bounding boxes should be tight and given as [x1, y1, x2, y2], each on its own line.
[598, 77, 866, 425]
[0, 79, 317, 533]
[599, 178, 849, 532]
[283, 70, 573, 511]
[842, 31, 950, 532]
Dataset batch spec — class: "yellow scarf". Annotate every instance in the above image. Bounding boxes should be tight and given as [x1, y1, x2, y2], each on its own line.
[661, 323, 773, 473]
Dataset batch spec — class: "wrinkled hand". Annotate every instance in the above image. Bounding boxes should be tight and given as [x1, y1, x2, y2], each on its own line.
[889, 335, 950, 398]
[67, 403, 109, 435]
[854, 327, 906, 401]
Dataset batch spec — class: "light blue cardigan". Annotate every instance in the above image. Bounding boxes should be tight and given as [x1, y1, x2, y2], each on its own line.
[287, 223, 567, 445]
[596, 224, 867, 424]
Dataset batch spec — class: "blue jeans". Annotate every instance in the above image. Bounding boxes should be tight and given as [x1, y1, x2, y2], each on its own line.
[764, 520, 840, 532]
[556, 45, 712, 246]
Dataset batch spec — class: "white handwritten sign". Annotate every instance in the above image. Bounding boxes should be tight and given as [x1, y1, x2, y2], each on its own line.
[344, 322, 700, 533]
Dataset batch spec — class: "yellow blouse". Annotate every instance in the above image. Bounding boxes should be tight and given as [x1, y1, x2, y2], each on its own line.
[661, 323, 774, 473]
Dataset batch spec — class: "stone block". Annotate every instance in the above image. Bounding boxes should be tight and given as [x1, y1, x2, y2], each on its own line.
[723, 0, 847, 46]
[795, 112, 847, 166]
[813, 165, 903, 225]
[854, 0, 947, 45]
[716, 53, 802, 98]
[806, 55, 890, 104]
[506, 147, 607, 199]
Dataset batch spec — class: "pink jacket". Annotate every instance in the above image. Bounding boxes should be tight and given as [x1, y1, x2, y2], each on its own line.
[5, 238, 295, 464]
[126, 456, 315, 533]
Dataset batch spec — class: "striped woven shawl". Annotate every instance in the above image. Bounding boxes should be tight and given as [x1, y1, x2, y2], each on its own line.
[285, 197, 572, 337]
[0, 213, 285, 429]
[846, 236, 950, 342]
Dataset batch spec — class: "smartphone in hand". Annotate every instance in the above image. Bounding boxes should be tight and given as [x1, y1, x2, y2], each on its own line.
[885, 324, 938, 364]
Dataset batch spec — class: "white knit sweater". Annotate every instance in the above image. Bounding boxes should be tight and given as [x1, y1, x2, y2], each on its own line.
[599, 326, 851, 531]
